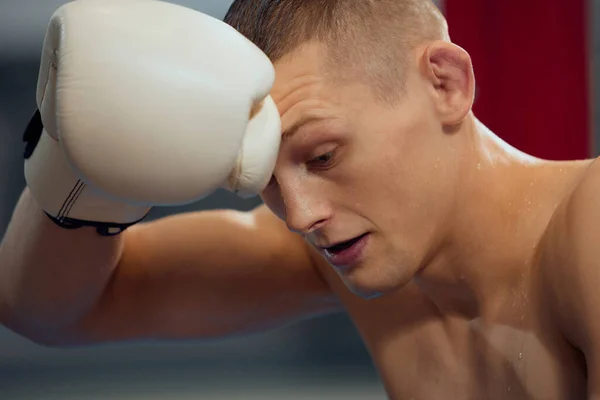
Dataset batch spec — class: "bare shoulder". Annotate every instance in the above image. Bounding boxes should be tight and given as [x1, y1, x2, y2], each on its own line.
[560, 157, 600, 251]
[568, 156, 600, 207]
[542, 158, 600, 262]
[540, 158, 600, 351]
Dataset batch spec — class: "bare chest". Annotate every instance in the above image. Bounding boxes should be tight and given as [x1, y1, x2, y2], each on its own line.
[349, 303, 586, 400]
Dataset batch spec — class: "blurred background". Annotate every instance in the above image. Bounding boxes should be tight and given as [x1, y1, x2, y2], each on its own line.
[0, 0, 597, 398]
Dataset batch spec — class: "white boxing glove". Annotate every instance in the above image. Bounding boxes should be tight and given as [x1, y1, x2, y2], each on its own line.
[23, 0, 281, 236]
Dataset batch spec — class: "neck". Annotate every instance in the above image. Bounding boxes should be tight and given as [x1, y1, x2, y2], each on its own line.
[414, 115, 587, 320]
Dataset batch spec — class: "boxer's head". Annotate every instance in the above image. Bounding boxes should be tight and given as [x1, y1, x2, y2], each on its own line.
[226, 0, 476, 298]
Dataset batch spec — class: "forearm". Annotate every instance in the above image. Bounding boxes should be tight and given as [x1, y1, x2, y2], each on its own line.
[62, 208, 339, 345]
[0, 188, 124, 343]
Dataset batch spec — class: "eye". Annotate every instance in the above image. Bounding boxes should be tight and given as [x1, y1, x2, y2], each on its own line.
[307, 150, 337, 170]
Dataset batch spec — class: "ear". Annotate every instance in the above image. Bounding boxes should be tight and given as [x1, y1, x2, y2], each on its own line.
[419, 41, 475, 126]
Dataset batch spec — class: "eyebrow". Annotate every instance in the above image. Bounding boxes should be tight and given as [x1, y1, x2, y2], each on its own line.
[281, 115, 331, 143]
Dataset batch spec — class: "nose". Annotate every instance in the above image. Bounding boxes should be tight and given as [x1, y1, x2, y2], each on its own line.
[278, 178, 331, 235]
[284, 195, 330, 234]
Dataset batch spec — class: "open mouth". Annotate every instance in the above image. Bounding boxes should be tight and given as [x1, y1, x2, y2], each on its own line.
[325, 234, 368, 254]
[321, 233, 369, 268]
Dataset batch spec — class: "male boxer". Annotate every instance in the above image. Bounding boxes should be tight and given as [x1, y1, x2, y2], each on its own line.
[0, 0, 597, 398]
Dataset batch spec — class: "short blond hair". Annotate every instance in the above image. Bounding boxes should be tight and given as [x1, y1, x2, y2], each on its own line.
[224, 0, 450, 101]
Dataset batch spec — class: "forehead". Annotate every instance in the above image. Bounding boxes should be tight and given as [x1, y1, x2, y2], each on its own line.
[271, 44, 328, 102]
[270, 43, 339, 133]
[270, 43, 378, 136]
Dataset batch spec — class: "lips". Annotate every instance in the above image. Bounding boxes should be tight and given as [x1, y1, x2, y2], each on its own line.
[320, 233, 369, 268]
[325, 235, 365, 252]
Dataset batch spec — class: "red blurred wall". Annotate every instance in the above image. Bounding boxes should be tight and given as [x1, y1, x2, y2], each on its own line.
[444, 0, 592, 160]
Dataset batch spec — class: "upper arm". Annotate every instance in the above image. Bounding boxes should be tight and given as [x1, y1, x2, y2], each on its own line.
[547, 162, 600, 396]
[74, 205, 340, 344]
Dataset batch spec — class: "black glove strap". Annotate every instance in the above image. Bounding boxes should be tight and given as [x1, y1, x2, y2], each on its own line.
[23, 109, 149, 237]
[45, 212, 149, 237]
[23, 109, 44, 160]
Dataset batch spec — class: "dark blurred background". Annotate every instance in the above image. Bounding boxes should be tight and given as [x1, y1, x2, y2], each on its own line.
[0, 0, 597, 398]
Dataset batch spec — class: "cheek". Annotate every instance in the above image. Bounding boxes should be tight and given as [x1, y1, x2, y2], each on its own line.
[366, 115, 442, 192]
[341, 124, 440, 222]
[352, 132, 409, 191]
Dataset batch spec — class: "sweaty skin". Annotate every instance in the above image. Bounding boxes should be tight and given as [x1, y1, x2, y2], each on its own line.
[261, 41, 595, 399]
[0, 34, 597, 400]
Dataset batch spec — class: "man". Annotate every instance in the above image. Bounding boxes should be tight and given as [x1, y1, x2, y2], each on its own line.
[0, 0, 596, 398]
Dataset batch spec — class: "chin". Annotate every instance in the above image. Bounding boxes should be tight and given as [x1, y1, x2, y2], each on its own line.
[341, 262, 413, 299]
[346, 286, 384, 300]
